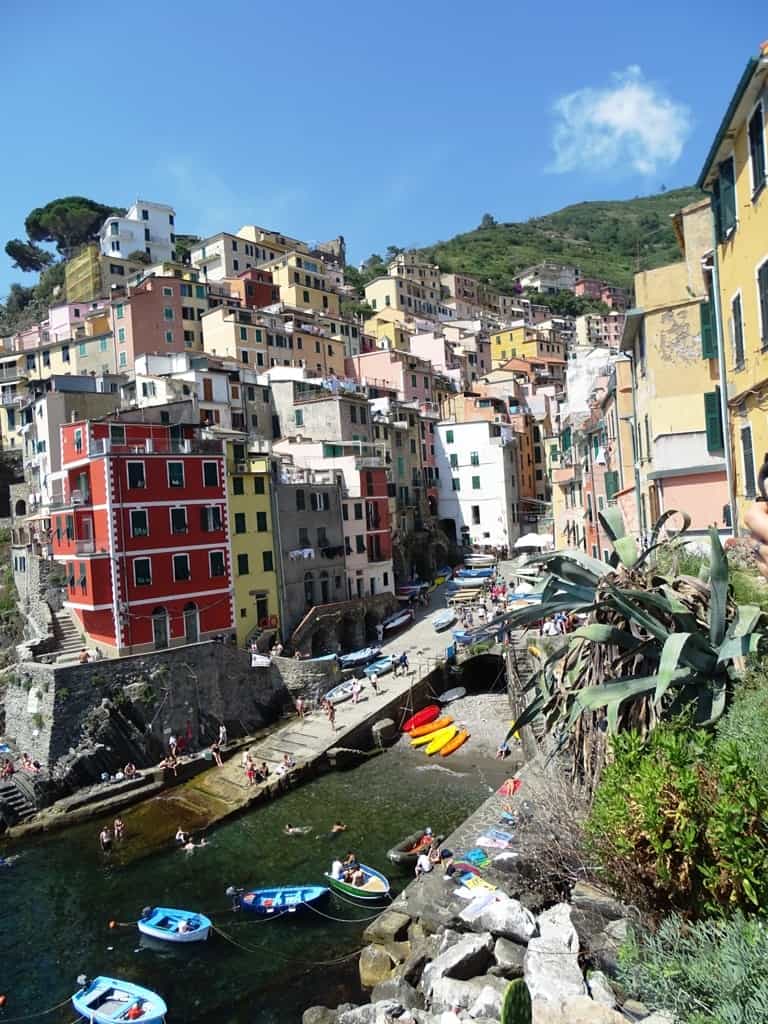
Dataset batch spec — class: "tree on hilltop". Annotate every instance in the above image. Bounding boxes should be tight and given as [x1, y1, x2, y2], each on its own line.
[25, 196, 125, 257]
[4, 238, 53, 273]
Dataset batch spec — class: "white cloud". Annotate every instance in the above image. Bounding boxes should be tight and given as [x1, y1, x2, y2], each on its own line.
[549, 66, 692, 176]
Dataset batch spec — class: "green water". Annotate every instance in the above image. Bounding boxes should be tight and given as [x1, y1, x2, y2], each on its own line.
[1, 743, 502, 1022]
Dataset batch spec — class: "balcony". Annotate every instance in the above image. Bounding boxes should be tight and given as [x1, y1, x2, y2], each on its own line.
[89, 437, 223, 457]
[75, 539, 104, 555]
[355, 456, 385, 470]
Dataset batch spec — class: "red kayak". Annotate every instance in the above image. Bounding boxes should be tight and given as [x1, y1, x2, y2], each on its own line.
[402, 704, 440, 732]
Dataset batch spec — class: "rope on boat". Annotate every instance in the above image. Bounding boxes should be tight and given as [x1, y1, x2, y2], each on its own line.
[212, 924, 364, 965]
[0, 996, 73, 1022]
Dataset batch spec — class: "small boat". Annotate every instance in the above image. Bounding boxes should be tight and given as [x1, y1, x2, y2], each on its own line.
[387, 830, 445, 866]
[307, 652, 338, 662]
[234, 885, 329, 915]
[364, 655, 394, 678]
[455, 567, 494, 579]
[440, 729, 470, 756]
[439, 686, 466, 704]
[448, 576, 489, 590]
[339, 647, 380, 670]
[432, 609, 457, 632]
[325, 863, 390, 900]
[464, 553, 496, 567]
[411, 723, 454, 748]
[72, 976, 167, 1024]
[402, 704, 440, 732]
[137, 906, 211, 943]
[409, 715, 453, 738]
[383, 610, 413, 632]
[425, 725, 458, 755]
[324, 680, 358, 705]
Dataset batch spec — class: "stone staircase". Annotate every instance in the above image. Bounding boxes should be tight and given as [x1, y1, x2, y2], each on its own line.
[0, 777, 36, 825]
[50, 608, 83, 661]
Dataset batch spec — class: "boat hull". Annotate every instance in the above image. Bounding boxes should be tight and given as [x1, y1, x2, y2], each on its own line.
[425, 725, 458, 755]
[409, 715, 453, 738]
[383, 612, 412, 632]
[439, 687, 467, 704]
[339, 647, 380, 670]
[325, 863, 390, 900]
[440, 730, 469, 756]
[401, 704, 440, 732]
[364, 656, 393, 678]
[324, 681, 356, 704]
[432, 610, 457, 632]
[137, 907, 211, 943]
[72, 977, 167, 1024]
[387, 830, 446, 866]
[237, 885, 329, 914]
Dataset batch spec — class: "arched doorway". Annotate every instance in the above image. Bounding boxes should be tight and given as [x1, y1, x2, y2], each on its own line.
[14, 499, 26, 517]
[183, 602, 199, 643]
[152, 607, 169, 650]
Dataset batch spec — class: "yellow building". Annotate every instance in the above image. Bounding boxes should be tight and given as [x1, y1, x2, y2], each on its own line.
[698, 43, 768, 522]
[363, 308, 413, 350]
[202, 306, 296, 370]
[262, 252, 341, 317]
[65, 245, 144, 302]
[621, 199, 729, 536]
[489, 323, 526, 367]
[226, 440, 280, 645]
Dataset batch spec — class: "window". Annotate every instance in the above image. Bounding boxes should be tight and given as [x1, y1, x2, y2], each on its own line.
[449, 453, 458, 469]
[295, 409, 304, 427]
[127, 462, 145, 489]
[130, 509, 148, 537]
[119, 351, 127, 368]
[471, 505, 481, 525]
[451, 478, 461, 491]
[167, 461, 184, 487]
[201, 505, 222, 531]
[470, 451, 479, 466]
[472, 476, 481, 489]
[749, 102, 766, 196]
[262, 551, 274, 572]
[234, 512, 246, 534]
[237, 553, 249, 575]
[311, 492, 331, 512]
[163, 286, 173, 297]
[712, 156, 737, 240]
[446, 430, 454, 444]
[299, 526, 310, 546]
[354, 502, 363, 520]
[173, 554, 190, 581]
[99, 338, 108, 352]
[296, 489, 305, 511]
[254, 477, 265, 495]
[741, 424, 757, 498]
[700, 286, 717, 359]
[110, 424, 125, 444]
[171, 507, 187, 534]
[78, 342, 87, 356]
[134, 558, 151, 586]
[728, 290, 744, 369]
[117, 327, 126, 343]
[759, 259, 768, 345]
[256, 511, 268, 532]
[240, 326, 248, 340]
[203, 461, 219, 487]
[165, 330, 173, 344]
[163, 307, 174, 321]
[704, 389, 724, 454]
[232, 476, 244, 495]
[115, 303, 124, 319]
[356, 535, 366, 553]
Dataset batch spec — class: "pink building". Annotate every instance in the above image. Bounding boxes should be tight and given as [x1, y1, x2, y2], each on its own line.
[574, 277, 604, 300]
[109, 276, 190, 373]
[345, 349, 436, 405]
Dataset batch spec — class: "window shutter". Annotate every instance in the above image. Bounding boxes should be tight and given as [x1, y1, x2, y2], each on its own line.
[758, 262, 768, 342]
[562, 427, 572, 451]
[605, 471, 618, 501]
[704, 390, 724, 453]
[712, 179, 722, 241]
[719, 158, 736, 237]
[732, 293, 744, 366]
[742, 427, 757, 497]
[700, 300, 716, 359]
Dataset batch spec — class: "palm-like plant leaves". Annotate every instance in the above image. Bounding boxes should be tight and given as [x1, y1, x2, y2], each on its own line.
[501, 509, 768, 790]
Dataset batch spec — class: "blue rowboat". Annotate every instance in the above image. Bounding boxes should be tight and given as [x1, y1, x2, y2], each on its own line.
[456, 567, 494, 579]
[72, 976, 167, 1024]
[307, 653, 337, 662]
[364, 655, 394, 678]
[325, 679, 358, 704]
[234, 885, 329, 915]
[432, 609, 457, 632]
[324, 863, 391, 900]
[137, 906, 211, 943]
[339, 646, 380, 670]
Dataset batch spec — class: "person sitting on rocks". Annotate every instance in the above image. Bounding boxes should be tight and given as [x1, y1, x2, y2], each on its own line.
[124, 762, 137, 778]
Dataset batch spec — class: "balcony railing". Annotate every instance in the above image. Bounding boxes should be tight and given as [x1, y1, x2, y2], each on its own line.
[75, 540, 102, 555]
[89, 437, 223, 457]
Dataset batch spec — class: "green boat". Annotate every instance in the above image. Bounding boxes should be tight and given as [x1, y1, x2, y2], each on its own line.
[324, 862, 391, 900]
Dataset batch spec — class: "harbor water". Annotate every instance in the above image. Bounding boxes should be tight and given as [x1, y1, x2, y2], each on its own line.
[0, 742, 507, 1022]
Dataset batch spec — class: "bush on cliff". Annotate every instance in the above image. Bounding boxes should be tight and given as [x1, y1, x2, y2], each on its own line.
[585, 701, 768, 915]
[618, 912, 768, 1024]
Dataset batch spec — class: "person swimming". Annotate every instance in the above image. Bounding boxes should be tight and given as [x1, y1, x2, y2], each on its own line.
[284, 824, 311, 835]
[330, 820, 348, 833]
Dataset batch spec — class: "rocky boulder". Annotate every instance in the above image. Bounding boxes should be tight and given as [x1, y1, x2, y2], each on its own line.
[427, 975, 508, 1015]
[302, 1007, 339, 1024]
[370, 978, 422, 1011]
[459, 896, 537, 943]
[586, 971, 617, 1008]
[422, 933, 494, 988]
[359, 944, 396, 989]
[525, 905, 586, 1004]
[532, 995, 631, 1024]
[489, 936, 526, 979]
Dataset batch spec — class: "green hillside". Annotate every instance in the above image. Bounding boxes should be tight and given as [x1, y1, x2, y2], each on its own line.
[418, 187, 704, 293]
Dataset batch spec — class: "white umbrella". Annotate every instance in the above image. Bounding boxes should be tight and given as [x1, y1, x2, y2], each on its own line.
[514, 533, 552, 549]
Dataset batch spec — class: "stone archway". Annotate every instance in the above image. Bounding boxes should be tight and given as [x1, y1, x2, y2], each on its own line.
[14, 499, 26, 517]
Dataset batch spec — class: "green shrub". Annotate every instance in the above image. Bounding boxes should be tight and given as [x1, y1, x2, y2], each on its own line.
[586, 717, 768, 915]
[618, 913, 768, 1024]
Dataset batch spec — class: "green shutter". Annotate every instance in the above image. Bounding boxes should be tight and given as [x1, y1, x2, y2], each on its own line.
[562, 427, 572, 451]
[718, 158, 736, 238]
[704, 389, 724, 453]
[758, 261, 768, 343]
[604, 471, 618, 501]
[700, 300, 716, 359]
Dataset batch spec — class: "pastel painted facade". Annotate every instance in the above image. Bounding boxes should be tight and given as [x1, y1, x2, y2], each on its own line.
[515, 262, 579, 294]
[345, 349, 437, 405]
[698, 44, 768, 526]
[365, 252, 451, 319]
[65, 246, 145, 303]
[100, 200, 176, 264]
[261, 252, 341, 318]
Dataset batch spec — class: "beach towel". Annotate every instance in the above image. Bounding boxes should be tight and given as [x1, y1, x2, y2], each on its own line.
[465, 876, 497, 892]
[464, 848, 491, 867]
[476, 835, 510, 849]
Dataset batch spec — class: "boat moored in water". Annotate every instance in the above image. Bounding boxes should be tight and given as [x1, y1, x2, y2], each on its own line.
[387, 830, 445, 866]
[137, 906, 211, 943]
[230, 885, 329, 915]
[72, 976, 167, 1024]
[325, 863, 390, 900]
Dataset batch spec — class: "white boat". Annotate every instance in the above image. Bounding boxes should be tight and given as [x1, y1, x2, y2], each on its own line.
[432, 609, 457, 632]
[463, 553, 497, 567]
[383, 610, 412, 632]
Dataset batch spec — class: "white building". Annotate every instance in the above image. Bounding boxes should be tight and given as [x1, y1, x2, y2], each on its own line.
[515, 262, 579, 295]
[99, 200, 176, 264]
[435, 420, 520, 550]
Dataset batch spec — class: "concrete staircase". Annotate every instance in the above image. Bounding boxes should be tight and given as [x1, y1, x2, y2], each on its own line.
[50, 608, 83, 661]
[0, 778, 36, 824]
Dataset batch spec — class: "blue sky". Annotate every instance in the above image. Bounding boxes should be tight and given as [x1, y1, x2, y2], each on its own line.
[0, 1, 763, 300]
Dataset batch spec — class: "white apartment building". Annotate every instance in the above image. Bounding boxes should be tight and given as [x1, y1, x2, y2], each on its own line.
[99, 200, 176, 264]
[435, 420, 520, 549]
[515, 262, 579, 294]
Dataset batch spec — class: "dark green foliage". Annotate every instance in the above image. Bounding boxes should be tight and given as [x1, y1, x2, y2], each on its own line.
[586, 712, 768, 914]
[619, 913, 768, 1024]
[126, 250, 152, 265]
[500, 978, 532, 1024]
[174, 234, 200, 262]
[5, 238, 53, 272]
[421, 187, 702, 291]
[25, 196, 124, 256]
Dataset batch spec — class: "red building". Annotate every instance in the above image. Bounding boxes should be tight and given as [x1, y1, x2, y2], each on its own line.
[227, 268, 279, 308]
[362, 465, 393, 566]
[51, 417, 234, 655]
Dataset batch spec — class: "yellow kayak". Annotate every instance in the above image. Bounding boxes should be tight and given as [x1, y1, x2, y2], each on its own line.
[411, 726, 446, 748]
[425, 725, 458, 756]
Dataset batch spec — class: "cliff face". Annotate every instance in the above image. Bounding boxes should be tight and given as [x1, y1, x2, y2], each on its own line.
[4, 641, 288, 788]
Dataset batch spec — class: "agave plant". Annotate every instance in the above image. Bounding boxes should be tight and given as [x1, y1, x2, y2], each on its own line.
[503, 508, 768, 789]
